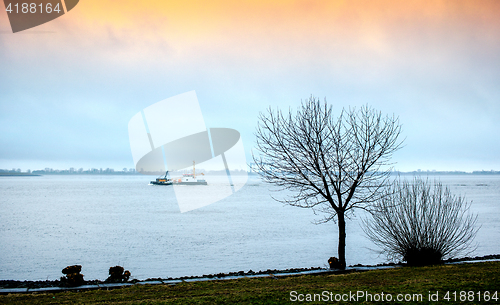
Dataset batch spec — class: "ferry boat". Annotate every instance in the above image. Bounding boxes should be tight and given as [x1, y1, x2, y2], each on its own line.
[150, 162, 207, 186]
[150, 171, 173, 185]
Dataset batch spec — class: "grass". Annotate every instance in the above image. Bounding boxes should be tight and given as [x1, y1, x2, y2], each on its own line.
[1, 261, 498, 304]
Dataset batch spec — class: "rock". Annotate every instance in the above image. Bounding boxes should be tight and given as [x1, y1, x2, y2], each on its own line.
[328, 257, 345, 269]
[107, 266, 131, 282]
[62, 265, 82, 275]
[123, 270, 131, 281]
[60, 265, 84, 287]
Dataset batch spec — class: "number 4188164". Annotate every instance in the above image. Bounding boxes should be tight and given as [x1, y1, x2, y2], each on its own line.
[443, 291, 498, 302]
[5, 2, 61, 14]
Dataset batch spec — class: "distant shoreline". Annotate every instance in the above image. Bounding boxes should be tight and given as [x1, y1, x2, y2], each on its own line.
[396, 170, 500, 175]
[1, 171, 499, 176]
[0, 172, 41, 176]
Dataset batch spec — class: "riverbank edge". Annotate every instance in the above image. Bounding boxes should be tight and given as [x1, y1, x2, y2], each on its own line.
[1, 254, 499, 294]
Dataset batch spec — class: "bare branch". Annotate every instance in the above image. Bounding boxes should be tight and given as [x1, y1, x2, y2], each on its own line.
[253, 96, 403, 268]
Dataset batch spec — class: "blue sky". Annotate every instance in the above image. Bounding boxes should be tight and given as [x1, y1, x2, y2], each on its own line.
[1, 1, 499, 172]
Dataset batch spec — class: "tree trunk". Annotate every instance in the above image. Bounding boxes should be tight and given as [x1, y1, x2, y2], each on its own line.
[338, 210, 347, 269]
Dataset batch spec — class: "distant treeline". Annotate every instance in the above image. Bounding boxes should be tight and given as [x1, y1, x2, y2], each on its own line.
[1, 168, 499, 176]
[396, 170, 500, 175]
[0, 168, 139, 175]
[0, 168, 250, 176]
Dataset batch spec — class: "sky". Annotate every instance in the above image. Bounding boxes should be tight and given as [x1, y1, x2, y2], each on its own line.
[0, 0, 499, 172]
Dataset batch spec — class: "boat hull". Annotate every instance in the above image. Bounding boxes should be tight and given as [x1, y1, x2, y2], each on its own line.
[174, 181, 207, 185]
[150, 181, 173, 185]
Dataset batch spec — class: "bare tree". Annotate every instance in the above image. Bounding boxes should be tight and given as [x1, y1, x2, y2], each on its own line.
[253, 97, 403, 269]
[363, 177, 479, 266]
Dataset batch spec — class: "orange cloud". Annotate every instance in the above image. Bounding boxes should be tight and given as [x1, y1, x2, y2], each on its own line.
[58, 0, 500, 44]
[3, 0, 499, 75]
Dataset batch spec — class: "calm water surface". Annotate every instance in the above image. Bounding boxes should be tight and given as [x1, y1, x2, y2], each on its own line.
[0, 174, 499, 280]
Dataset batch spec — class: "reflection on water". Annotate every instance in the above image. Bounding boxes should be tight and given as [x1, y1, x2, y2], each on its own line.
[0, 174, 499, 280]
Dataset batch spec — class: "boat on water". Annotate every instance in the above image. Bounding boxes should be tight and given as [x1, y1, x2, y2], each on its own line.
[150, 161, 207, 186]
[150, 171, 173, 185]
[174, 173, 208, 185]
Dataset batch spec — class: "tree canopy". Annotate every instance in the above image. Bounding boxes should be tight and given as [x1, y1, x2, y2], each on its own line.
[254, 97, 403, 268]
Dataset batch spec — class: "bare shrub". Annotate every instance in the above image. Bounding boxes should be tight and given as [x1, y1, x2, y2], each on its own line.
[363, 177, 479, 266]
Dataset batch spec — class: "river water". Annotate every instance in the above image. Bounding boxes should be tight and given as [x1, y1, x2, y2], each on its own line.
[0, 174, 499, 281]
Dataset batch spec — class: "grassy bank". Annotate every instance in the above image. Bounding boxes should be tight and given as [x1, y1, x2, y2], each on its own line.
[1, 261, 498, 304]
